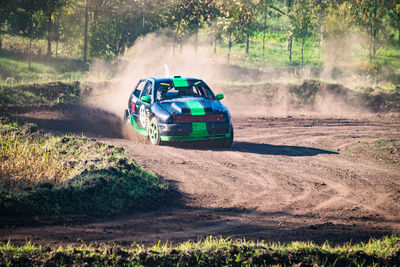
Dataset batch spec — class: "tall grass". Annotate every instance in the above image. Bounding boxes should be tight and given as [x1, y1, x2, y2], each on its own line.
[1, 236, 399, 266]
[0, 119, 171, 216]
[0, 123, 75, 189]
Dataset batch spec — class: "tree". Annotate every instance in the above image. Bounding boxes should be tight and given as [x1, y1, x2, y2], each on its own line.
[88, 0, 164, 58]
[4, 0, 49, 67]
[353, 0, 393, 60]
[41, 0, 69, 58]
[387, 2, 400, 45]
[83, 0, 89, 61]
[161, 0, 217, 52]
[289, 0, 318, 66]
[219, 0, 256, 62]
[258, 0, 274, 60]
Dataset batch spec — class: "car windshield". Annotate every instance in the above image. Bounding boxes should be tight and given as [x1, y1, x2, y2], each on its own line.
[156, 84, 214, 102]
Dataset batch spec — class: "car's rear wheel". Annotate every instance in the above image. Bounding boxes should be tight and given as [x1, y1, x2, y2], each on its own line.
[149, 117, 161, 145]
[124, 109, 131, 125]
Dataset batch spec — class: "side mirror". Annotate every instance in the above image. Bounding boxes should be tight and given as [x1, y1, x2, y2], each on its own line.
[141, 95, 151, 103]
[216, 94, 224, 100]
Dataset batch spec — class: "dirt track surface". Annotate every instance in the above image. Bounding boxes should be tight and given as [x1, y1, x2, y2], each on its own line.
[1, 104, 400, 246]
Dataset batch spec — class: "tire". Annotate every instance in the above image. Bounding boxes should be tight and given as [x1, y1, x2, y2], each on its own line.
[217, 126, 234, 148]
[124, 109, 130, 125]
[148, 117, 161, 145]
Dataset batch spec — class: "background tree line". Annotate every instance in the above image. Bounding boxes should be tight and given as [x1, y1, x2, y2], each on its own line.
[0, 0, 399, 64]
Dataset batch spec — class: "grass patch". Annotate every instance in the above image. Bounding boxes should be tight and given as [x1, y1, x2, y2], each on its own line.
[0, 50, 86, 86]
[345, 139, 400, 166]
[0, 119, 171, 217]
[0, 236, 399, 266]
[0, 82, 83, 106]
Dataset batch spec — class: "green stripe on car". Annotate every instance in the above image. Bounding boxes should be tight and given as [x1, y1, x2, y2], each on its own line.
[189, 122, 208, 137]
[184, 101, 209, 137]
[172, 77, 189, 87]
[131, 115, 147, 136]
[185, 101, 205, 115]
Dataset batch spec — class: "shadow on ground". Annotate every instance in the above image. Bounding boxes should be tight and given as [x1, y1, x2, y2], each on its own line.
[164, 140, 338, 156]
[0, 204, 394, 247]
[232, 141, 338, 156]
[0, 104, 124, 138]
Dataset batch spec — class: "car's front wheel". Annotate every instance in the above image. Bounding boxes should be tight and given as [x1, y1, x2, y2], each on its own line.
[148, 117, 161, 145]
[217, 126, 234, 148]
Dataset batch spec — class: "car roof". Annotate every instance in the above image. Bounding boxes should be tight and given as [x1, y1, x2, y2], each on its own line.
[148, 76, 202, 83]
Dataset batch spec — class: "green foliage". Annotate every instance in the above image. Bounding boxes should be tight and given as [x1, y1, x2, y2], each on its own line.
[1, 236, 399, 266]
[0, 81, 81, 105]
[0, 120, 171, 217]
[0, 48, 86, 85]
[346, 138, 400, 165]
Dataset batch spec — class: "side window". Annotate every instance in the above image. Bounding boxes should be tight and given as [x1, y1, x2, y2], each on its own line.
[141, 80, 153, 98]
[134, 80, 146, 98]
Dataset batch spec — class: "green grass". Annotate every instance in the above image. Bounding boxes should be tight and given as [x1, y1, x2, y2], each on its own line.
[1, 236, 399, 266]
[345, 139, 400, 166]
[0, 81, 82, 106]
[0, 50, 85, 85]
[214, 33, 400, 89]
[0, 51, 86, 86]
[0, 119, 172, 217]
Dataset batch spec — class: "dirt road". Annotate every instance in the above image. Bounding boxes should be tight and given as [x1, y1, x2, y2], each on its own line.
[1, 105, 400, 246]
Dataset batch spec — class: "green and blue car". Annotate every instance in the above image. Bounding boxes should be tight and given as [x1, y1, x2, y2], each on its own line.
[124, 76, 233, 147]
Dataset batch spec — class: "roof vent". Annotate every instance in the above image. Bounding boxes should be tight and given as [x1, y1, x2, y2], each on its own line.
[173, 75, 181, 78]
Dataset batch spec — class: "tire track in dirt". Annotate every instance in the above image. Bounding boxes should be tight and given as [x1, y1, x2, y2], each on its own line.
[1, 106, 399, 245]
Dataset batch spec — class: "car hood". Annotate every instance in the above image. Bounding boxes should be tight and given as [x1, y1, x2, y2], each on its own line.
[158, 97, 227, 115]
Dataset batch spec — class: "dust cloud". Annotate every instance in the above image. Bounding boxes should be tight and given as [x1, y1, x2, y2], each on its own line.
[85, 32, 374, 138]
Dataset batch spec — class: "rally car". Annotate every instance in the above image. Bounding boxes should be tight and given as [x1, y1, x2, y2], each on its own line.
[123, 76, 233, 147]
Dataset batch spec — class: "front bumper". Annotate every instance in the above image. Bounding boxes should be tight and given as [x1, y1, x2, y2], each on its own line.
[158, 120, 232, 141]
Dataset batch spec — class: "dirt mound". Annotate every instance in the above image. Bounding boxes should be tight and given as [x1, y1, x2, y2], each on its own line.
[220, 80, 400, 115]
[0, 82, 82, 106]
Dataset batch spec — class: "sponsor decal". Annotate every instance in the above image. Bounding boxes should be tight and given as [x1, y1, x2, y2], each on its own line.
[131, 102, 136, 113]
[139, 105, 146, 128]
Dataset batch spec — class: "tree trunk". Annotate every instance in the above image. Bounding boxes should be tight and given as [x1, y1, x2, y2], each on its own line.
[398, 28, 400, 45]
[369, 23, 373, 62]
[262, 13, 266, 60]
[372, 27, 377, 57]
[84, 0, 89, 62]
[55, 14, 60, 58]
[213, 33, 217, 54]
[29, 34, 32, 70]
[0, 34, 2, 50]
[228, 31, 232, 64]
[301, 35, 305, 66]
[245, 31, 249, 54]
[194, 28, 198, 52]
[320, 24, 323, 46]
[47, 12, 52, 58]
[287, 33, 293, 62]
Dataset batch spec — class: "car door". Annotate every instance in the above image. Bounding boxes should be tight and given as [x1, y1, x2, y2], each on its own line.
[129, 79, 146, 126]
[136, 79, 154, 129]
